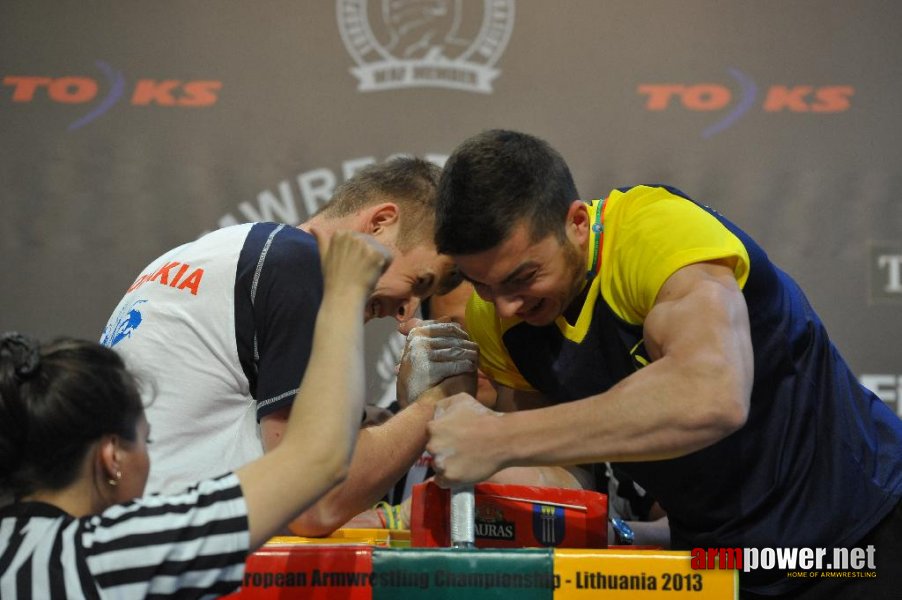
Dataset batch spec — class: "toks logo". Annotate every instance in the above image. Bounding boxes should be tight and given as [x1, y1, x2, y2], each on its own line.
[638, 68, 854, 138]
[2, 60, 222, 131]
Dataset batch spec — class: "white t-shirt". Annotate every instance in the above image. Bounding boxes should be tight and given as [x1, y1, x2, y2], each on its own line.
[102, 223, 323, 494]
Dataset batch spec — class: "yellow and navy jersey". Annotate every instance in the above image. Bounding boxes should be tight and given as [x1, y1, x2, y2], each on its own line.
[465, 184, 902, 595]
[467, 184, 751, 393]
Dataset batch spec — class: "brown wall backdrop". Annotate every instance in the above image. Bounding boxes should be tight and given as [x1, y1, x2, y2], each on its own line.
[2, 1, 900, 412]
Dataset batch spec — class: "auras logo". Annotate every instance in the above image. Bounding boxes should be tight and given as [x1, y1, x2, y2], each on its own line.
[2, 60, 222, 131]
[637, 68, 854, 138]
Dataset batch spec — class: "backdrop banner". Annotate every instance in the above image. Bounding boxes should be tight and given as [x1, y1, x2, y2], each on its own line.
[2, 1, 900, 414]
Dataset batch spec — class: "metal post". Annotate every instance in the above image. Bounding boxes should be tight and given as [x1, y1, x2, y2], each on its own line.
[450, 485, 476, 548]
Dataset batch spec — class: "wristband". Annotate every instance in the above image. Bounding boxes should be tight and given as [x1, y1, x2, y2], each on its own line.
[610, 516, 635, 545]
[373, 501, 403, 529]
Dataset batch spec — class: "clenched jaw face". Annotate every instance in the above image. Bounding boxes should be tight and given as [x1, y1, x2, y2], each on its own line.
[453, 218, 587, 327]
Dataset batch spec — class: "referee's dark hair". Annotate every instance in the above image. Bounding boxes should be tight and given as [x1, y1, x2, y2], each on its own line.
[0, 334, 144, 499]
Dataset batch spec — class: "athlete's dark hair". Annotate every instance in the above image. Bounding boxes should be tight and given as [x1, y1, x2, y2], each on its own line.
[435, 129, 580, 255]
[317, 156, 442, 252]
[0, 334, 144, 498]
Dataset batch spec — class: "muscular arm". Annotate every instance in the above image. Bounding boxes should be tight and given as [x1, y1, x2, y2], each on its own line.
[429, 261, 754, 484]
[520, 260, 753, 464]
[263, 400, 434, 536]
[235, 230, 385, 550]
[488, 386, 592, 488]
[261, 377, 472, 537]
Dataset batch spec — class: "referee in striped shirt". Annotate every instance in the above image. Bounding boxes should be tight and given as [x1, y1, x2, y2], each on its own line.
[0, 231, 387, 598]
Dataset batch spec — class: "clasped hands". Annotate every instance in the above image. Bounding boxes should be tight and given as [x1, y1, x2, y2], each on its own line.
[396, 318, 506, 488]
[395, 318, 480, 407]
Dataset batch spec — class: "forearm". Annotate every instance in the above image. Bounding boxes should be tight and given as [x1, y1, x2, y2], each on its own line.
[498, 356, 748, 469]
[238, 295, 367, 547]
[288, 400, 435, 536]
[280, 298, 365, 467]
[428, 264, 754, 489]
[235, 230, 391, 550]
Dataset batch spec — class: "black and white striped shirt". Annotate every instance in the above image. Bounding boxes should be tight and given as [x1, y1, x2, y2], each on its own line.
[0, 473, 249, 599]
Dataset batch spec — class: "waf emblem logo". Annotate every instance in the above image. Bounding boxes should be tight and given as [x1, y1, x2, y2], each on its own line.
[532, 504, 565, 547]
[337, 0, 514, 93]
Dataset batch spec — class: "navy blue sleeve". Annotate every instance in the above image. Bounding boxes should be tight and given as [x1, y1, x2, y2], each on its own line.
[234, 223, 323, 420]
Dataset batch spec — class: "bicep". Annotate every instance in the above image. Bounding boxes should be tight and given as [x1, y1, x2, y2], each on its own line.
[644, 261, 754, 395]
